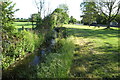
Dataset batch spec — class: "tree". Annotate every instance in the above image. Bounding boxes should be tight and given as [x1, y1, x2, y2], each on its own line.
[80, 0, 120, 28]
[52, 8, 69, 27]
[115, 14, 120, 26]
[80, 2, 98, 26]
[69, 16, 77, 24]
[1, 1, 19, 31]
[58, 4, 69, 13]
[96, 13, 107, 25]
[30, 13, 42, 28]
[34, 0, 45, 18]
[96, 0, 120, 29]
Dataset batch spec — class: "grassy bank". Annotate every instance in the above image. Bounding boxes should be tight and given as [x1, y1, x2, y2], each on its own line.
[37, 37, 75, 78]
[3, 36, 75, 79]
[2, 24, 119, 78]
[64, 24, 119, 78]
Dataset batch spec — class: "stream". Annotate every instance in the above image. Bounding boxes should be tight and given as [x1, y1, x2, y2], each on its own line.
[29, 49, 45, 66]
[2, 29, 59, 78]
[2, 37, 56, 78]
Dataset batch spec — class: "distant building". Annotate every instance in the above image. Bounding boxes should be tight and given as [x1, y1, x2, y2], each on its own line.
[110, 22, 118, 26]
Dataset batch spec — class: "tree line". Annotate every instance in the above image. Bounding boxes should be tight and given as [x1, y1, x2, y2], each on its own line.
[80, 0, 120, 28]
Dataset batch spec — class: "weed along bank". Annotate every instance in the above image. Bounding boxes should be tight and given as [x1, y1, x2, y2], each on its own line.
[1, 0, 120, 79]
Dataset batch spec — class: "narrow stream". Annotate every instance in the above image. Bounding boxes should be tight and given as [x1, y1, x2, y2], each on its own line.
[29, 49, 45, 66]
[3, 29, 58, 78]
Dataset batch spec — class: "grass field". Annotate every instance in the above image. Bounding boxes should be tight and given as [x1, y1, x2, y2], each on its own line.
[4, 23, 119, 78]
[13, 23, 120, 78]
[13, 22, 35, 28]
[63, 24, 119, 78]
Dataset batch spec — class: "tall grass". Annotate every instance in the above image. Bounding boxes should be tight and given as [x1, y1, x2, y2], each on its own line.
[36, 37, 75, 78]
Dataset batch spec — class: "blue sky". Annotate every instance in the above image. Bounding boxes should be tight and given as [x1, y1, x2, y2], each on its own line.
[12, 0, 83, 20]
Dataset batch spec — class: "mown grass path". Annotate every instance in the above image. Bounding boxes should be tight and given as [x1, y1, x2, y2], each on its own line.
[64, 24, 119, 78]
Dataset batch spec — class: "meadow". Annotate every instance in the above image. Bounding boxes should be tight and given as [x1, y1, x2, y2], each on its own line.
[64, 24, 119, 78]
[13, 22, 35, 28]
[3, 23, 119, 78]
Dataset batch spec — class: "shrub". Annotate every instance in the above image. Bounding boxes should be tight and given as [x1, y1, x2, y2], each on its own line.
[2, 29, 44, 69]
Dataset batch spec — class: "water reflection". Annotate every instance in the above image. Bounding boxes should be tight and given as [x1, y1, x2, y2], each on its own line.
[29, 55, 40, 66]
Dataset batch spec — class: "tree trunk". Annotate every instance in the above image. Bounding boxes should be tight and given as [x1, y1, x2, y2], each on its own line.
[89, 23, 90, 27]
[106, 21, 111, 29]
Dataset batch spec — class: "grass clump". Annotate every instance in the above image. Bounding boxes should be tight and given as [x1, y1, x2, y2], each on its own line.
[37, 37, 75, 78]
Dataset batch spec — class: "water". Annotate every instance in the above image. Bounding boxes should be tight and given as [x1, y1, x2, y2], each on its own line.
[29, 49, 46, 66]
[41, 50, 45, 55]
[29, 55, 40, 66]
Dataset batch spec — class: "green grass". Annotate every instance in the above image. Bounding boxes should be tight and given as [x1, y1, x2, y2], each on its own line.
[3, 24, 119, 78]
[63, 24, 119, 78]
[3, 37, 75, 78]
[36, 37, 75, 78]
[13, 22, 35, 28]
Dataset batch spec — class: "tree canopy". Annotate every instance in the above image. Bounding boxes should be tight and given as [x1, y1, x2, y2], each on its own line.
[80, 0, 120, 28]
[52, 8, 69, 27]
[1, 1, 19, 31]
[69, 16, 77, 24]
[58, 4, 69, 13]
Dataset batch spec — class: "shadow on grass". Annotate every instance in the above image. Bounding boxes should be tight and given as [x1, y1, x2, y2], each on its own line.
[94, 42, 119, 54]
[70, 43, 119, 78]
[67, 28, 119, 39]
[71, 53, 119, 78]
[67, 27, 120, 78]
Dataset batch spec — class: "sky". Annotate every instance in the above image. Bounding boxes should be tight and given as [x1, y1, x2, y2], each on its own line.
[11, 0, 83, 20]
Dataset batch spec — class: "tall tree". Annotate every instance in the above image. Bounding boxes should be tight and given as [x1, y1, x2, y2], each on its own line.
[80, 2, 98, 26]
[52, 8, 69, 27]
[96, 0, 120, 29]
[96, 13, 107, 25]
[34, 0, 45, 18]
[58, 4, 69, 13]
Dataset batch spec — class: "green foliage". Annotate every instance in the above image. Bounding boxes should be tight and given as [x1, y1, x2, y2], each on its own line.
[3, 36, 75, 78]
[1, 1, 19, 31]
[69, 16, 77, 24]
[2, 29, 44, 69]
[41, 14, 55, 30]
[80, 2, 98, 25]
[30, 13, 42, 28]
[115, 14, 120, 26]
[64, 24, 119, 78]
[37, 37, 75, 78]
[51, 8, 69, 27]
[35, 7, 69, 31]
[80, 1, 120, 28]
[96, 14, 107, 25]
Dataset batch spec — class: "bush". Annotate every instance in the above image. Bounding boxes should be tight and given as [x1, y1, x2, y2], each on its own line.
[2, 29, 44, 69]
